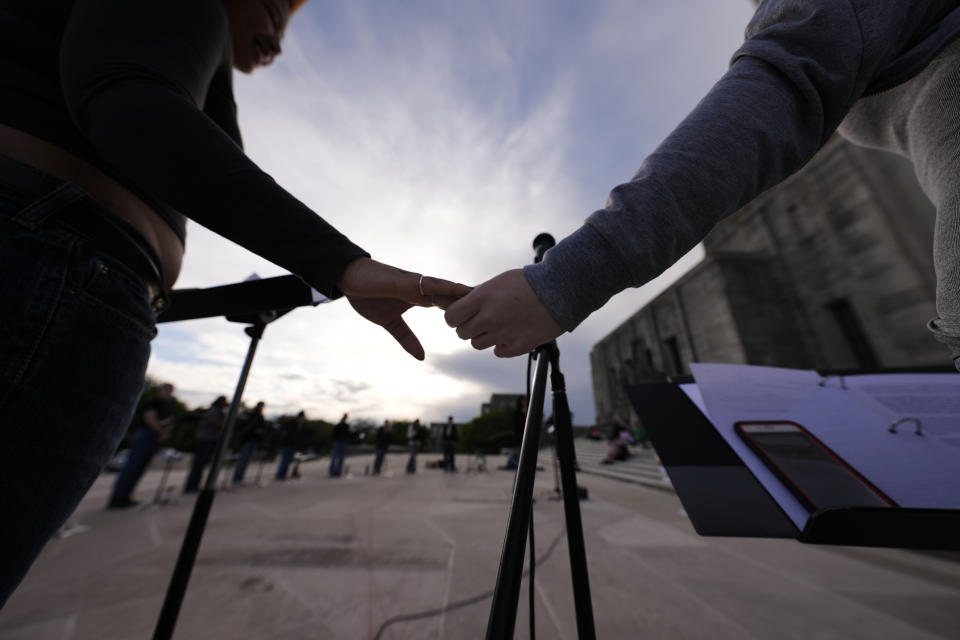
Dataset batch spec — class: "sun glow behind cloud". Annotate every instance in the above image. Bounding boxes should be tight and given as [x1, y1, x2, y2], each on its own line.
[147, 0, 755, 423]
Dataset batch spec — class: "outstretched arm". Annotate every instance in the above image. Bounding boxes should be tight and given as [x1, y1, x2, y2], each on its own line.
[339, 258, 472, 360]
[446, 1, 899, 356]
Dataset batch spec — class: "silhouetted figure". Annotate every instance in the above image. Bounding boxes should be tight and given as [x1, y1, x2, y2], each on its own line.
[330, 413, 350, 477]
[184, 396, 228, 493]
[276, 411, 306, 480]
[372, 420, 391, 475]
[406, 419, 425, 474]
[442, 416, 458, 472]
[232, 402, 266, 485]
[108, 383, 176, 509]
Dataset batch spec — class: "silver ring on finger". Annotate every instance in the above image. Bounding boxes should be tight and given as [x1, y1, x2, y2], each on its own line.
[418, 275, 425, 297]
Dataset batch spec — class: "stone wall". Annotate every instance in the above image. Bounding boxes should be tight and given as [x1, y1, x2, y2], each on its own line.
[591, 137, 944, 427]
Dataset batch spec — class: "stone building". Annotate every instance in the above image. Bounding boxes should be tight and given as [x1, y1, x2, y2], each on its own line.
[481, 393, 526, 415]
[591, 137, 945, 427]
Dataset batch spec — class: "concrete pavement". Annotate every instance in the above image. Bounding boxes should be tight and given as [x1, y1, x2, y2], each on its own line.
[1, 451, 959, 639]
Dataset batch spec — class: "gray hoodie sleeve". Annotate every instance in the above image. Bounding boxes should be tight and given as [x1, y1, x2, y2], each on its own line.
[523, 0, 908, 331]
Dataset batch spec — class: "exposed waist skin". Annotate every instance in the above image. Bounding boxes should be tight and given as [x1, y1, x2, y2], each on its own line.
[0, 124, 182, 290]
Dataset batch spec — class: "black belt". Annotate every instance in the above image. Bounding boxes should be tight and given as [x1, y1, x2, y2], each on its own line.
[0, 155, 168, 313]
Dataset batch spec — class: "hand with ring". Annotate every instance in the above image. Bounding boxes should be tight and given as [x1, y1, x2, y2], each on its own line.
[338, 257, 472, 360]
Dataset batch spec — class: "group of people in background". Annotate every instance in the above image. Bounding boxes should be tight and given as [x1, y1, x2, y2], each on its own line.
[106, 385, 462, 509]
[370, 416, 458, 474]
[370, 418, 432, 475]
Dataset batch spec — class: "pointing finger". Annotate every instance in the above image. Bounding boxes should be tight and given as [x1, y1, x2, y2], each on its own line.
[382, 317, 425, 361]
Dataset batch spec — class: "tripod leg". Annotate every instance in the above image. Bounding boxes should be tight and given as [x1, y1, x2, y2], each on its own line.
[153, 322, 265, 640]
[486, 347, 550, 640]
[549, 346, 596, 640]
[153, 456, 172, 506]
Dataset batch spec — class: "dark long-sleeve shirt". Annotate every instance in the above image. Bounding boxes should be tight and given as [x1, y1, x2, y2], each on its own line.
[0, 0, 367, 297]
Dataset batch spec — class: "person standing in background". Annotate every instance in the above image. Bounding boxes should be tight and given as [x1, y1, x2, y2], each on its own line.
[405, 418, 423, 474]
[372, 419, 391, 475]
[329, 413, 350, 477]
[442, 416, 458, 473]
[232, 401, 266, 485]
[183, 395, 228, 493]
[276, 411, 306, 481]
[107, 383, 176, 509]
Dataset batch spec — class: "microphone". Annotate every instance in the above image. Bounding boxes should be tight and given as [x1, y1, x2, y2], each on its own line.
[532, 233, 556, 264]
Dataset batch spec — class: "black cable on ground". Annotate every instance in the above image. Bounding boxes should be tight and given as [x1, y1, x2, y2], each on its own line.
[370, 525, 566, 640]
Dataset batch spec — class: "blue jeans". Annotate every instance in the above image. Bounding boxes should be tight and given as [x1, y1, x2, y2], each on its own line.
[329, 440, 345, 477]
[276, 446, 295, 480]
[111, 427, 160, 500]
[372, 447, 386, 475]
[406, 442, 419, 474]
[232, 440, 258, 484]
[184, 438, 218, 493]
[0, 169, 155, 606]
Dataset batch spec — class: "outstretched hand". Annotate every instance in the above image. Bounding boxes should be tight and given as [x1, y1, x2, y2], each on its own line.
[443, 269, 565, 358]
[338, 258, 472, 360]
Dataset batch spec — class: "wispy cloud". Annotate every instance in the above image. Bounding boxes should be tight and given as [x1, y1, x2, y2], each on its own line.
[149, 0, 755, 423]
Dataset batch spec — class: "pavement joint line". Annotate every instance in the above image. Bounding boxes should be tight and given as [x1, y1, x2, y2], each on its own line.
[60, 613, 77, 640]
[145, 512, 163, 547]
[425, 517, 457, 547]
[534, 575, 568, 640]
[437, 546, 455, 640]
[271, 571, 322, 617]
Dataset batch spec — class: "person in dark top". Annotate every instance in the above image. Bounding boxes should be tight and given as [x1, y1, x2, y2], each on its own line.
[372, 419, 391, 475]
[329, 413, 350, 477]
[405, 418, 424, 474]
[275, 410, 305, 481]
[232, 401, 266, 485]
[0, 0, 469, 605]
[441, 416, 459, 473]
[183, 395, 228, 493]
[107, 383, 176, 509]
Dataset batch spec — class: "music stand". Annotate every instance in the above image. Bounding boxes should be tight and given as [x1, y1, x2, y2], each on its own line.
[150, 276, 323, 640]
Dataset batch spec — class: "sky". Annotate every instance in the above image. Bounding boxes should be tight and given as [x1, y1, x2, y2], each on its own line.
[146, 0, 758, 425]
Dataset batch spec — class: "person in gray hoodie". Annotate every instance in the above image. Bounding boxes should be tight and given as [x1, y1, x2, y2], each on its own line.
[445, 0, 960, 368]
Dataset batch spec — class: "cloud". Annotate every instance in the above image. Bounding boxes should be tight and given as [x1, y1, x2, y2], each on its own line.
[429, 350, 527, 393]
[149, 0, 756, 424]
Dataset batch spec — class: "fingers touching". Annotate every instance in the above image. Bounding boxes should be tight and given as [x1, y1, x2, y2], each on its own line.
[444, 269, 565, 358]
[339, 257, 564, 360]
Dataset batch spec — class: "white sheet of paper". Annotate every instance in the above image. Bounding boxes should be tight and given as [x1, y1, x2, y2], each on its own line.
[689, 363, 816, 529]
[689, 363, 960, 530]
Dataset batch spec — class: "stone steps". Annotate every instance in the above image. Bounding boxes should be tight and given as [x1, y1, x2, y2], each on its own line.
[572, 438, 673, 492]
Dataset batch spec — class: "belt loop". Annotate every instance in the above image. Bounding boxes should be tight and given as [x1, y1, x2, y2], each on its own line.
[13, 183, 86, 230]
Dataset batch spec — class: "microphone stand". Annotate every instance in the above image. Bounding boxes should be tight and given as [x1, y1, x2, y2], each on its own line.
[150, 276, 322, 640]
[485, 235, 596, 640]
